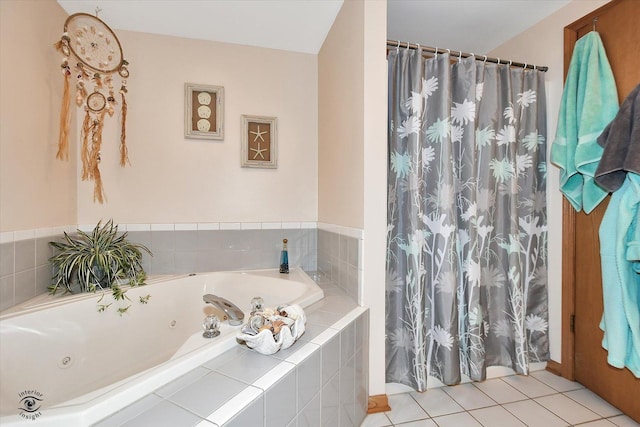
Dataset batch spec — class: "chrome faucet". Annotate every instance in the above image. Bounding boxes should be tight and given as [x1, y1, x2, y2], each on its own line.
[203, 294, 245, 326]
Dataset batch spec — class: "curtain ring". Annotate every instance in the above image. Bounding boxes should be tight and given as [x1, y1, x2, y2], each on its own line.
[458, 51, 462, 62]
[416, 43, 421, 51]
[434, 47, 438, 58]
[524, 62, 527, 70]
[509, 60, 513, 66]
[497, 58, 500, 64]
[534, 64, 537, 71]
[483, 55, 488, 64]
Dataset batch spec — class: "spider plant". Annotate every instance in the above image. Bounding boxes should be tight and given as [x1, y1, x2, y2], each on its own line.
[48, 220, 152, 305]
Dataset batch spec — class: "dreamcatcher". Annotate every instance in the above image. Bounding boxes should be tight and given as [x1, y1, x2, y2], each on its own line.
[55, 11, 130, 203]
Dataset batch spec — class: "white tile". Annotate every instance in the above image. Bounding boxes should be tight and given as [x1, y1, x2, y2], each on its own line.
[578, 420, 618, 426]
[53, 226, 69, 235]
[395, 419, 437, 426]
[410, 387, 464, 417]
[252, 361, 296, 391]
[473, 378, 528, 404]
[305, 309, 345, 327]
[122, 399, 204, 427]
[535, 393, 600, 425]
[300, 221, 317, 229]
[93, 394, 164, 426]
[125, 224, 151, 231]
[329, 306, 366, 330]
[167, 371, 248, 418]
[530, 370, 584, 392]
[197, 223, 220, 231]
[282, 222, 302, 229]
[14, 229, 36, 240]
[241, 222, 262, 230]
[503, 400, 570, 427]
[151, 223, 175, 231]
[384, 393, 429, 425]
[608, 414, 640, 427]
[261, 222, 282, 230]
[280, 342, 320, 365]
[308, 326, 339, 346]
[502, 374, 557, 398]
[35, 227, 54, 238]
[219, 222, 241, 230]
[386, 382, 415, 396]
[432, 411, 482, 427]
[469, 405, 527, 427]
[360, 412, 393, 427]
[175, 223, 198, 231]
[442, 382, 496, 410]
[0, 231, 14, 243]
[155, 367, 210, 397]
[564, 388, 623, 417]
[214, 349, 284, 386]
[207, 385, 263, 425]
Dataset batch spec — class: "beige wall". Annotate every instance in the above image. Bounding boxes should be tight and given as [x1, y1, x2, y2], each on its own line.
[0, 0, 77, 232]
[318, 0, 388, 396]
[318, 0, 365, 229]
[490, 0, 610, 363]
[76, 31, 318, 225]
[362, 0, 388, 396]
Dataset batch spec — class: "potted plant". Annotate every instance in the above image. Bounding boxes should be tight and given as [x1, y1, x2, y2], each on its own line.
[49, 220, 152, 312]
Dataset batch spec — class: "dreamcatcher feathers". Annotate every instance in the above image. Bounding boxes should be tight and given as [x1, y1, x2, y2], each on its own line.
[55, 12, 131, 203]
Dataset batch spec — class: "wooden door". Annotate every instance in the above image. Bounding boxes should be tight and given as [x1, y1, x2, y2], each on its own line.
[562, 0, 640, 421]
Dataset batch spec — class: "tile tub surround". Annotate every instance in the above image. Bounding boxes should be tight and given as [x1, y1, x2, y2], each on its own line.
[94, 277, 369, 427]
[0, 234, 57, 311]
[126, 227, 318, 276]
[317, 228, 361, 304]
[0, 227, 317, 312]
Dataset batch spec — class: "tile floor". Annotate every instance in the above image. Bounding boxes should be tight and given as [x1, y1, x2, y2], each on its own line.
[361, 370, 639, 427]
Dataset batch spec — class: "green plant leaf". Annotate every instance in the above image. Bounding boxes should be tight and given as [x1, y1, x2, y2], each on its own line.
[48, 220, 153, 312]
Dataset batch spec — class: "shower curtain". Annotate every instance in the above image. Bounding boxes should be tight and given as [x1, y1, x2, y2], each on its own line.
[386, 48, 549, 390]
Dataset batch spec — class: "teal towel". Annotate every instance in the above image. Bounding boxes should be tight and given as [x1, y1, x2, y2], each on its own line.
[599, 173, 640, 378]
[550, 31, 619, 213]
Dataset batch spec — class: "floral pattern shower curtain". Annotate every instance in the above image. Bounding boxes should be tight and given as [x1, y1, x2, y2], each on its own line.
[386, 48, 549, 390]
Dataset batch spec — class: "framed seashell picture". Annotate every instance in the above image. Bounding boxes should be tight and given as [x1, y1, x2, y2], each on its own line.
[241, 115, 277, 168]
[184, 83, 224, 140]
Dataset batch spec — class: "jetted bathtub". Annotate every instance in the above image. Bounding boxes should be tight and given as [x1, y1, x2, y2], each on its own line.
[0, 268, 324, 426]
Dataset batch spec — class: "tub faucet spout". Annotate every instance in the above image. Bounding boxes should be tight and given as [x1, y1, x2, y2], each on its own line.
[203, 294, 245, 326]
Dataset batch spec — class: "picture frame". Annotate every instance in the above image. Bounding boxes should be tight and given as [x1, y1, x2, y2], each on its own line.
[184, 83, 224, 140]
[241, 115, 277, 168]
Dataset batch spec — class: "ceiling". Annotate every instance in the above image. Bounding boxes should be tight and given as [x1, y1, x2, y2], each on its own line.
[56, 0, 344, 54]
[57, 0, 572, 55]
[387, 0, 572, 54]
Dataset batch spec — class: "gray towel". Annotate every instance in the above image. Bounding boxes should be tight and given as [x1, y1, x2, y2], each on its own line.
[595, 83, 640, 192]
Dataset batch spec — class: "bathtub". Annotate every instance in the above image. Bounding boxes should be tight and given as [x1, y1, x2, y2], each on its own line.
[0, 268, 324, 426]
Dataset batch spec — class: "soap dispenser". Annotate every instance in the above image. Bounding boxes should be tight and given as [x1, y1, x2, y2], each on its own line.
[279, 238, 289, 274]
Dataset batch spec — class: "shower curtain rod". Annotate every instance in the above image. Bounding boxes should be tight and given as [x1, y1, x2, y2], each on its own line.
[387, 40, 548, 72]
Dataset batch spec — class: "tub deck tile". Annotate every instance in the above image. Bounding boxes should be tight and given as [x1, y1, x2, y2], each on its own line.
[212, 348, 283, 385]
[155, 366, 211, 398]
[165, 371, 247, 419]
[121, 400, 208, 427]
[92, 394, 164, 427]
